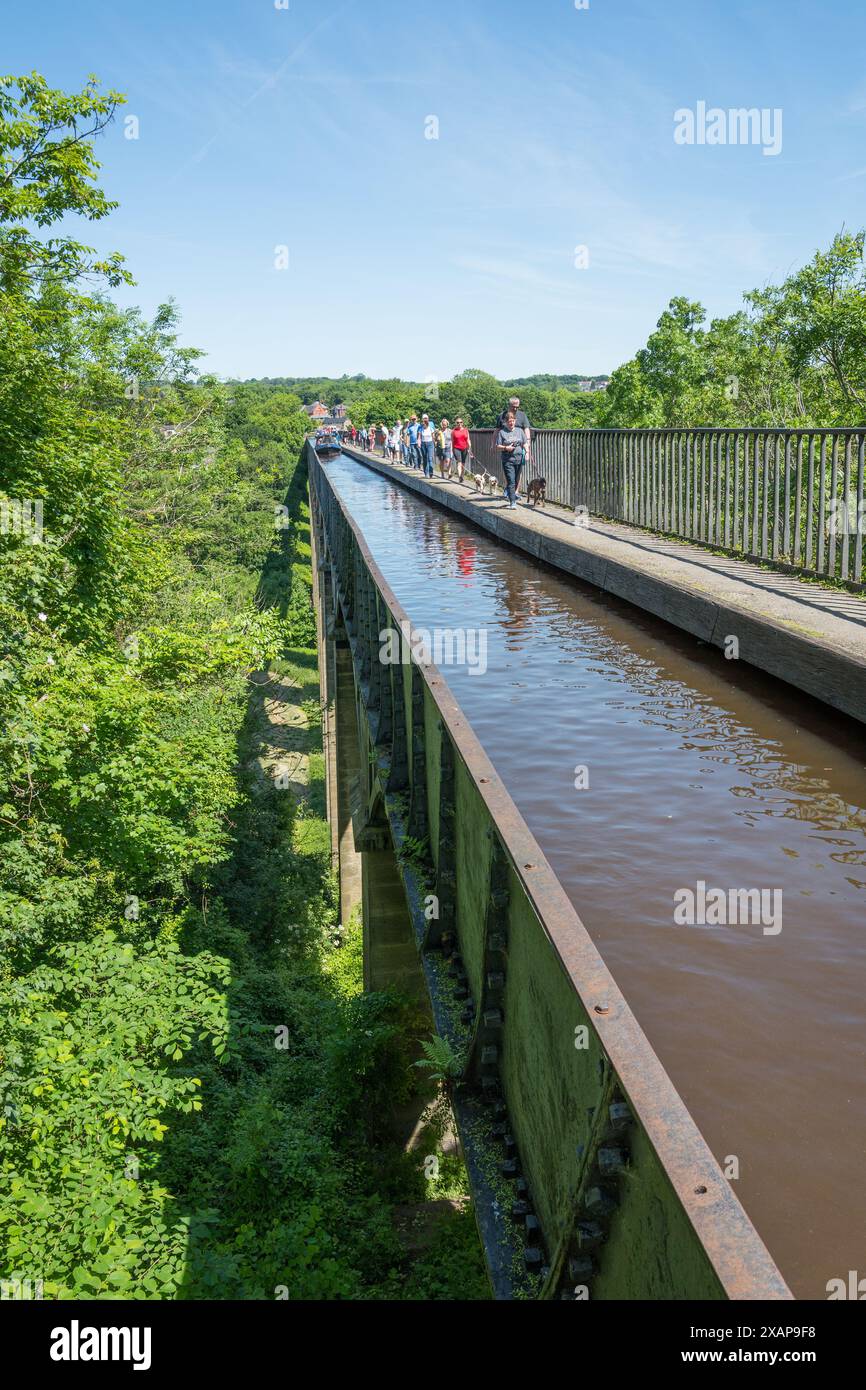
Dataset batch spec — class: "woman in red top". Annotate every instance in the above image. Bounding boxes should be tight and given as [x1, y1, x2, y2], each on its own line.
[451, 417, 471, 483]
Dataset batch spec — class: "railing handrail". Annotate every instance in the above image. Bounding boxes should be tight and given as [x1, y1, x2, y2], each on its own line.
[470, 425, 866, 435]
[465, 425, 865, 587]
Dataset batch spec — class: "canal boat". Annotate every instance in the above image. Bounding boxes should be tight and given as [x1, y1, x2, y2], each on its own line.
[314, 429, 342, 457]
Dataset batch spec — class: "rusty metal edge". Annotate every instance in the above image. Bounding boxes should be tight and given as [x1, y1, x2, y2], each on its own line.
[308, 443, 794, 1301]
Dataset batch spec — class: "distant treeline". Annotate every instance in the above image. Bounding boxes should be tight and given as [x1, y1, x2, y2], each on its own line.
[233, 370, 604, 431]
[247, 371, 610, 399]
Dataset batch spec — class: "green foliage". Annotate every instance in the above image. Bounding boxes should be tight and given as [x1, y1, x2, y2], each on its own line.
[237, 367, 604, 430]
[597, 231, 866, 428]
[0, 70, 131, 295]
[1, 934, 224, 1298]
[397, 1207, 491, 1301]
[0, 68, 486, 1304]
[413, 1034, 465, 1085]
[398, 834, 429, 862]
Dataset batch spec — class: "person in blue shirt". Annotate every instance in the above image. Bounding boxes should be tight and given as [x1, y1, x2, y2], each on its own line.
[406, 414, 422, 469]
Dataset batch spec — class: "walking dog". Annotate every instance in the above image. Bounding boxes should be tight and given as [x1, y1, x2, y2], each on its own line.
[526, 476, 547, 507]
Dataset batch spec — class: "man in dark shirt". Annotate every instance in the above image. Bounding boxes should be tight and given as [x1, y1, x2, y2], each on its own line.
[496, 395, 531, 437]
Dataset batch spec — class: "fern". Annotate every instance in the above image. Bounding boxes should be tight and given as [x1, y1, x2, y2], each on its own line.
[413, 1033, 464, 1084]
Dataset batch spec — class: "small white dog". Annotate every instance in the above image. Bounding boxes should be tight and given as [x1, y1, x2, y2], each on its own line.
[475, 471, 498, 495]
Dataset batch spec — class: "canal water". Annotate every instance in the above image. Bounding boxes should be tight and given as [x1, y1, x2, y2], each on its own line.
[325, 453, 866, 1300]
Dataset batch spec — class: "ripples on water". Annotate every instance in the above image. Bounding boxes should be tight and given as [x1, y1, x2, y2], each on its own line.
[326, 455, 866, 1297]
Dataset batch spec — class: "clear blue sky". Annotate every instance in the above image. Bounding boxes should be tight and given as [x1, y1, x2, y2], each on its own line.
[6, 0, 866, 380]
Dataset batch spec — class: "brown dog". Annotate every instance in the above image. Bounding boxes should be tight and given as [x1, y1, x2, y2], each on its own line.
[526, 476, 546, 507]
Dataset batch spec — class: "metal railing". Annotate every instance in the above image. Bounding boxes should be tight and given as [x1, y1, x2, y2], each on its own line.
[469, 429, 576, 508]
[470, 427, 866, 586]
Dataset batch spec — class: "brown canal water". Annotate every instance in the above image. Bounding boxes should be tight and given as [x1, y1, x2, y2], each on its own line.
[326, 453, 866, 1299]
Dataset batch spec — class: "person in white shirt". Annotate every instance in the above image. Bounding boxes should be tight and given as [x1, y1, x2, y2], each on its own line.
[418, 414, 436, 477]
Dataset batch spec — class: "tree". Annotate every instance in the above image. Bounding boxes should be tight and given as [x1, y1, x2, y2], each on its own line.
[745, 231, 866, 420]
[597, 359, 664, 428]
[0, 70, 131, 297]
[597, 234, 866, 429]
[445, 369, 503, 426]
[351, 387, 422, 427]
[634, 297, 707, 425]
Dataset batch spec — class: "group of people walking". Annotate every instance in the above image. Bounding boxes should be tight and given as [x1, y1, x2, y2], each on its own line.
[346, 397, 531, 508]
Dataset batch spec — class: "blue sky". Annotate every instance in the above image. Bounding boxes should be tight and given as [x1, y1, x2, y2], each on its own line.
[6, 0, 866, 379]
